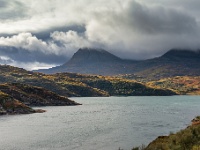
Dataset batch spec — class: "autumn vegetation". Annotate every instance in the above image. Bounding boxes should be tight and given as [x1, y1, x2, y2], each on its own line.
[0, 65, 175, 97]
[141, 116, 200, 150]
[146, 76, 200, 95]
[0, 65, 177, 115]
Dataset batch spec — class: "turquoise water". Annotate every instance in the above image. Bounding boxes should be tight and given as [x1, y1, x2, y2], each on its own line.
[0, 96, 200, 150]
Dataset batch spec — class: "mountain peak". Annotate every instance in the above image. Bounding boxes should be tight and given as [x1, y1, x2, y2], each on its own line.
[78, 47, 106, 52]
[67, 48, 122, 65]
[162, 49, 200, 59]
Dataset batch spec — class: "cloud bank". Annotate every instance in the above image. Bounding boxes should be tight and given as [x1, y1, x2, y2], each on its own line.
[0, 0, 200, 69]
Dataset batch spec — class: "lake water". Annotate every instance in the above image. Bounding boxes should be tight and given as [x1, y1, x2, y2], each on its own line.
[0, 96, 200, 150]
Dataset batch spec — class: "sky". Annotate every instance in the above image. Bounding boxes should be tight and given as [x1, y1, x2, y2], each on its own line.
[0, 0, 200, 70]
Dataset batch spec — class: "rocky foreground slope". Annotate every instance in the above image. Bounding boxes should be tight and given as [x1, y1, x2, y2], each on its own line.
[143, 116, 200, 150]
[0, 91, 40, 115]
[0, 83, 80, 115]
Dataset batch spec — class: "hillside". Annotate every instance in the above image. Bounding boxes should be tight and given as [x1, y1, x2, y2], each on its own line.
[0, 65, 109, 97]
[50, 73, 176, 96]
[0, 83, 80, 115]
[142, 116, 200, 150]
[0, 91, 39, 115]
[0, 83, 80, 106]
[0, 65, 176, 96]
[133, 49, 200, 80]
[146, 76, 200, 95]
[36, 48, 200, 78]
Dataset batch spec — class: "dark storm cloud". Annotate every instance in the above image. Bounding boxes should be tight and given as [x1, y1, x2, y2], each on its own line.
[0, 0, 28, 21]
[0, 46, 69, 64]
[127, 1, 198, 34]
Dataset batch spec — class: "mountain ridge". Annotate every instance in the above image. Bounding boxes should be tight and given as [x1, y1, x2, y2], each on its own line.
[161, 49, 200, 59]
[36, 48, 200, 78]
[37, 48, 136, 75]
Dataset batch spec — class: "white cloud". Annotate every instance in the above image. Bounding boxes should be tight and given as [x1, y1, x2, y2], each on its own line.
[8, 61, 57, 71]
[0, 55, 57, 70]
[0, 55, 14, 64]
[0, 32, 65, 55]
[51, 30, 91, 49]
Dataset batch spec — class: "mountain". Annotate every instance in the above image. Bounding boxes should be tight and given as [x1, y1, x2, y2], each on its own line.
[134, 49, 200, 80]
[68, 48, 122, 64]
[36, 48, 200, 78]
[37, 48, 137, 75]
[161, 49, 200, 60]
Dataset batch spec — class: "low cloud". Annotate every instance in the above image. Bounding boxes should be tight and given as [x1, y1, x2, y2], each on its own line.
[9, 61, 57, 71]
[126, 1, 197, 34]
[51, 30, 91, 49]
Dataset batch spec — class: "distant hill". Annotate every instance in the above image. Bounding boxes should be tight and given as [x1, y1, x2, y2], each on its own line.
[0, 65, 175, 97]
[0, 65, 109, 97]
[135, 49, 200, 80]
[161, 49, 200, 60]
[146, 76, 200, 95]
[36, 48, 200, 79]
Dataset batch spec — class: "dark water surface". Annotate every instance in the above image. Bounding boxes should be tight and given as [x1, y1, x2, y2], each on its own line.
[0, 96, 200, 150]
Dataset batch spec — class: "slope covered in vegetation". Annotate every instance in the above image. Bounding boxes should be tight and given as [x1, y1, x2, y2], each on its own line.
[146, 76, 200, 95]
[0, 83, 80, 115]
[0, 65, 109, 97]
[144, 116, 200, 150]
[0, 83, 80, 106]
[55, 73, 176, 96]
[0, 65, 176, 96]
[0, 91, 37, 115]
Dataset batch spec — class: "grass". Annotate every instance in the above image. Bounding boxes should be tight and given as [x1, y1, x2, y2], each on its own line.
[144, 116, 200, 150]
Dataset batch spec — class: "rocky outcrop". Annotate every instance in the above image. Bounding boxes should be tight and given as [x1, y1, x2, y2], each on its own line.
[0, 104, 6, 115]
[192, 116, 200, 126]
[0, 83, 81, 115]
[0, 83, 81, 107]
[0, 91, 38, 115]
